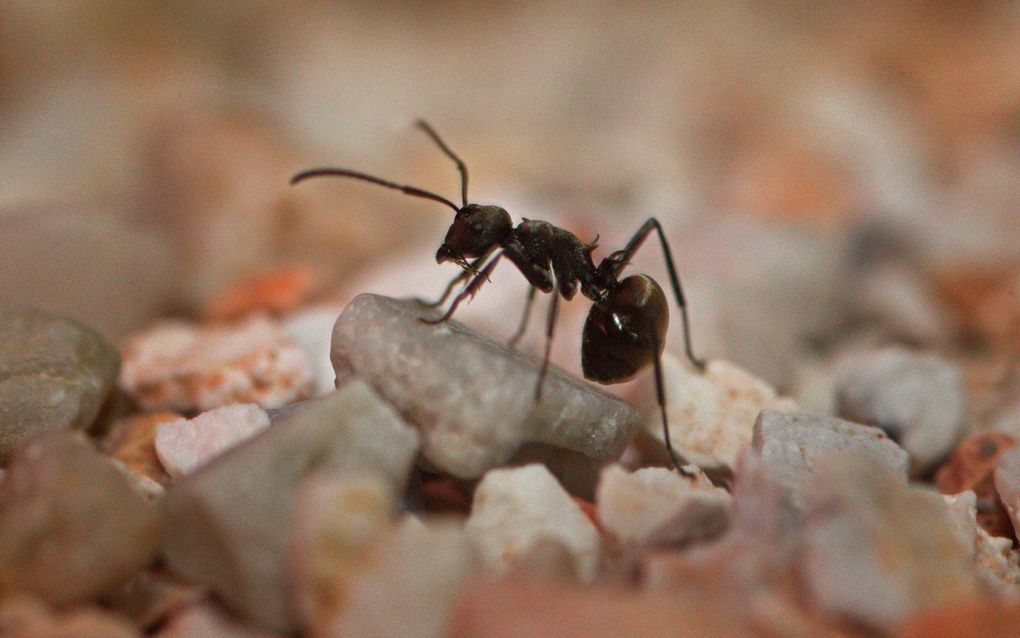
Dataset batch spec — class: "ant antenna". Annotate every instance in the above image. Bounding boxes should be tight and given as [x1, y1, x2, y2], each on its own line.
[290, 167, 460, 214]
[415, 119, 469, 207]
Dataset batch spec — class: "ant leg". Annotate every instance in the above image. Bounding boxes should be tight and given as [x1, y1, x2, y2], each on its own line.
[614, 218, 705, 370]
[421, 253, 502, 325]
[416, 254, 490, 308]
[534, 290, 560, 401]
[417, 270, 470, 309]
[651, 339, 695, 478]
[507, 286, 537, 347]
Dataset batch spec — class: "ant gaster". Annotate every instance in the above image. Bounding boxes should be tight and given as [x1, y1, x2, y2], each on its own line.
[291, 120, 706, 475]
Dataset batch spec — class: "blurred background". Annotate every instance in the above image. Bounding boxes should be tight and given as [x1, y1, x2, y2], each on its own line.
[3, 0, 1020, 402]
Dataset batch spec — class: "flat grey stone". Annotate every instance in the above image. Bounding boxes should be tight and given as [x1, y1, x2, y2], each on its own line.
[161, 381, 418, 633]
[0, 308, 120, 463]
[836, 347, 966, 476]
[0, 431, 160, 606]
[752, 409, 909, 511]
[330, 294, 640, 479]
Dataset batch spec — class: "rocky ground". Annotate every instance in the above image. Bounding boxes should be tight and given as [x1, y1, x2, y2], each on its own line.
[2, 264, 1020, 637]
[4, 2, 1020, 637]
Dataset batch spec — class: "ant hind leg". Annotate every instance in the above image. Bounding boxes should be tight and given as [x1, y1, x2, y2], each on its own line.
[652, 341, 695, 478]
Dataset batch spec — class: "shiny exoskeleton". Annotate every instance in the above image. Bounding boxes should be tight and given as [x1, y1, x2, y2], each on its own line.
[292, 120, 705, 474]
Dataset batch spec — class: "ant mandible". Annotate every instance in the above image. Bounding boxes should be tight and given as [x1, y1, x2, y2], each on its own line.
[291, 120, 706, 475]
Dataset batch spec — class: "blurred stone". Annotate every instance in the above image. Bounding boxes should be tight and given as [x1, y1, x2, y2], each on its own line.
[120, 316, 314, 412]
[155, 603, 282, 638]
[896, 599, 1020, 638]
[202, 263, 324, 322]
[800, 455, 980, 631]
[107, 570, 207, 631]
[852, 263, 950, 345]
[836, 347, 967, 475]
[942, 492, 1020, 596]
[103, 412, 179, 485]
[995, 446, 1020, 540]
[936, 432, 1016, 540]
[288, 472, 394, 633]
[156, 403, 270, 478]
[0, 431, 161, 606]
[936, 266, 1020, 350]
[325, 518, 477, 638]
[640, 355, 799, 473]
[0, 595, 141, 638]
[331, 294, 639, 478]
[282, 303, 345, 397]
[0, 308, 120, 463]
[466, 464, 600, 582]
[753, 409, 909, 512]
[448, 576, 750, 638]
[595, 464, 730, 547]
[0, 207, 174, 339]
[161, 381, 418, 632]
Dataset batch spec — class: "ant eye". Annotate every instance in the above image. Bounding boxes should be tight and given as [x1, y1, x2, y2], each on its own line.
[473, 223, 483, 231]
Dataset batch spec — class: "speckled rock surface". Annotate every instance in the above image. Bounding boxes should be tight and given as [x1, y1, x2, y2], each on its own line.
[466, 464, 600, 582]
[119, 316, 314, 412]
[0, 308, 120, 463]
[331, 294, 640, 479]
[155, 404, 270, 478]
[640, 355, 799, 472]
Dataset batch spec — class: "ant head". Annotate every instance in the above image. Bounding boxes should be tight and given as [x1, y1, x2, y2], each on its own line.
[436, 204, 513, 264]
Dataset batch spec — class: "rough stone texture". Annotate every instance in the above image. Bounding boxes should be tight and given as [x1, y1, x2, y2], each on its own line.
[0, 431, 161, 606]
[942, 492, 1020, 596]
[155, 404, 270, 478]
[103, 412, 179, 485]
[800, 455, 980, 631]
[994, 445, 1020, 540]
[753, 409, 909, 511]
[641, 354, 799, 472]
[0, 308, 120, 463]
[288, 472, 394, 633]
[325, 518, 477, 638]
[161, 381, 418, 633]
[0, 595, 141, 638]
[331, 294, 639, 478]
[595, 464, 730, 547]
[154, 603, 282, 638]
[837, 347, 967, 475]
[466, 464, 600, 582]
[937, 432, 1016, 539]
[120, 316, 314, 412]
[282, 303, 345, 397]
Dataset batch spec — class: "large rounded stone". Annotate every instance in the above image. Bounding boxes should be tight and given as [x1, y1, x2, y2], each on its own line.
[0, 308, 119, 464]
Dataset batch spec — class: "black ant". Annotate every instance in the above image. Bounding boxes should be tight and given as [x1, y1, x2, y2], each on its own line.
[291, 120, 706, 475]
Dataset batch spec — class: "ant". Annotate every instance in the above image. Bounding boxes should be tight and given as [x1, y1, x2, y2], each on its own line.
[291, 120, 706, 475]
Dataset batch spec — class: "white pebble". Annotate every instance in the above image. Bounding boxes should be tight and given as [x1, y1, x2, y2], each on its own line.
[156, 404, 270, 478]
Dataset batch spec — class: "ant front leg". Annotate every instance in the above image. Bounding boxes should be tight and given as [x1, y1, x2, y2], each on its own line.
[534, 288, 560, 401]
[615, 218, 705, 371]
[421, 253, 503, 325]
[507, 286, 536, 348]
[651, 336, 695, 478]
[416, 254, 489, 308]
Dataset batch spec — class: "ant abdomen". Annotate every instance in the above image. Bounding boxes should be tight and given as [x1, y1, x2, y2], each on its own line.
[581, 274, 668, 384]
